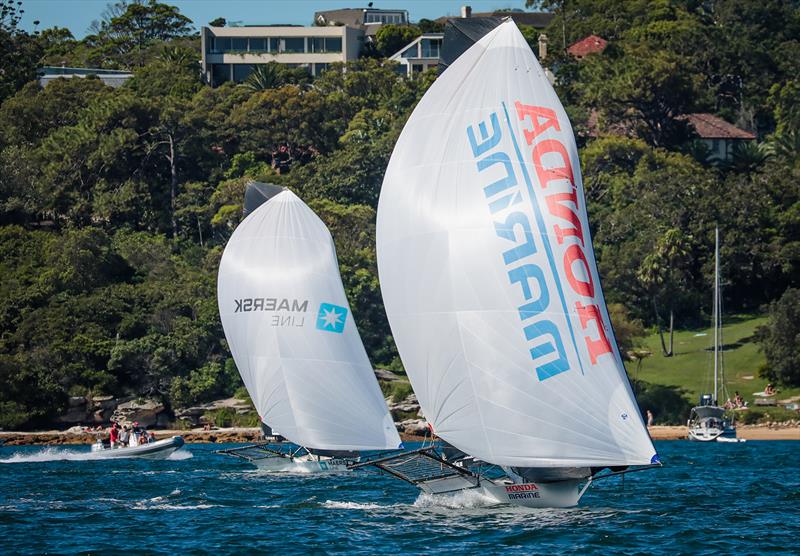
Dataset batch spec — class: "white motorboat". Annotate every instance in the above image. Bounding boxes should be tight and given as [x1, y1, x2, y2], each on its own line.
[90, 436, 185, 459]
[215, 183, 402, 470]
[358, 17, 660, 508]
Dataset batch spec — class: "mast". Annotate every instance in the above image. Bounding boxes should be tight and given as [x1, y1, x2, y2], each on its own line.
[713, 227, 719, 404]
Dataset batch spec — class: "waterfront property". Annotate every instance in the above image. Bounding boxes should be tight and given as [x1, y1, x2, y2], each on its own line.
[314, 7, 409, 30]
[38, 66, 133, 88]
[200, 25, 363, 85]
[389, 33, 443, 77]
[678, 113, 757, 162]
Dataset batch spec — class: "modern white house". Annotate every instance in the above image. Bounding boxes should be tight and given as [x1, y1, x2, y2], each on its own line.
[200, 25, 364, 85]
[388, 33, 444, 77]
[314, 7, 409, 34]
[39, 66, 133, 88]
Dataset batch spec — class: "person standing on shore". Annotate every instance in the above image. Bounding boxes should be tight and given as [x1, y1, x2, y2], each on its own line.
[646, 410, 654, 427]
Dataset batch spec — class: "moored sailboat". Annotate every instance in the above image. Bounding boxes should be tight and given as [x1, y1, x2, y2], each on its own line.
[216, 183, 402, 471]
[357, 19, 659, 507]
[687, 228, 742, 442]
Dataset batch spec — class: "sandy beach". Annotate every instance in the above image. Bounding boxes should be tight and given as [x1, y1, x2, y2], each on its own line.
[0, 425, 797, 446]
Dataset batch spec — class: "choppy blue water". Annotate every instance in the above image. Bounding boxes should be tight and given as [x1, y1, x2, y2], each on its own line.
[1, 440, 798, 554]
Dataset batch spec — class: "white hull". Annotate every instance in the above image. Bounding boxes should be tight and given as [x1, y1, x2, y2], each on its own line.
[416, 475, 589, 508]
[253, 455, 351, 473]
[479, 480, 589, 508]
[90, 436, 185, 460]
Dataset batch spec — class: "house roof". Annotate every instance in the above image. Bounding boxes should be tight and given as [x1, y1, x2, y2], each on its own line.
[435, 11, 553, 28]
[567, 35, 608, 57]
[678, 113, 756, 140]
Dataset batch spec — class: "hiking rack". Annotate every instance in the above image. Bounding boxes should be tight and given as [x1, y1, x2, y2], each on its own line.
[214, 442, 304, 463]
[349, 446, 482, 493]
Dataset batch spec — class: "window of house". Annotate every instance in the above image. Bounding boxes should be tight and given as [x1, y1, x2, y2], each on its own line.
[212, 63, 230, 85]
[401, 44, 417, 59]
[421, 39, 440, 58]
[326, 37, 341, 52]
[231, 38, 247, 52]
[249, 38, 267, 52]
[233, 64, 253, 82]
[282, 37, 305, 53]
[315, 63, 329, 75]
[206, 36, 215, 53]
[269, 37, 280, 52]
[215, 37, 231, 52]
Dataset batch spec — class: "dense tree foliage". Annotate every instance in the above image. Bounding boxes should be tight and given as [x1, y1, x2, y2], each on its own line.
[756, 288, 800, 387]
[0, 0, 798, 427]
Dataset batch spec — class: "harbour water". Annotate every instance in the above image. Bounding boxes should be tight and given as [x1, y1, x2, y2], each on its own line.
[1, 441, 798, 553]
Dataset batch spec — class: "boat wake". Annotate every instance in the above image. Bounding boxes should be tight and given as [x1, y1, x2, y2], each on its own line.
[0, 447, 97, 463]
[321, 500, 388, 510]
[167, 449, 193, 460]
[413, 490, 499, 509]
[131, 489, 221, 511]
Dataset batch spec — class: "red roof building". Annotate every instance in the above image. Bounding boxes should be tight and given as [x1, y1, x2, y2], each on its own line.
[677, 113, 756, 140]
[567, 35, 608, 58]
[678, 113, 756, 162]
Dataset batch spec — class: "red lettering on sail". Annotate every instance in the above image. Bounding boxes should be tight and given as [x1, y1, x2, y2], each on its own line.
[531, 139, 574, 192]
[545, 190, 584, 245]
[564, 244, 594, 298]
[575, 302, 613, 364]
[515, 102, 560, 144]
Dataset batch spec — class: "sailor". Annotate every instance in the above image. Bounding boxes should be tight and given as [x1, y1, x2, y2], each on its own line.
[119, 425, 130, 447]
[109, 422, 119, 448]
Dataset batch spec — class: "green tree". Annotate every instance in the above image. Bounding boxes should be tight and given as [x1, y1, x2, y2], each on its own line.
[374, 24, 420, 58]
[637, 228, 692, 357]
[756, 288, 800, 387]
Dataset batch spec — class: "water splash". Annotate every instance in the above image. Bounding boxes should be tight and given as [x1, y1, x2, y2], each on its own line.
[414, 489, 499, 509]
[321, 500, 387, 510]
[0, 447, 98, 463]
[168, 450, 193, 460]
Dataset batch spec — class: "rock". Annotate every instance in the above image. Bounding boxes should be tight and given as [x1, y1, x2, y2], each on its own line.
[397, 419, 429, 436]
[374, 368, 402, 382]
[111, 398, 165, 428]
[65, 425, 85, 434]
[68, 396, 87, 408]
[174, 398, 254, 427]
[387, 393, 420, 416]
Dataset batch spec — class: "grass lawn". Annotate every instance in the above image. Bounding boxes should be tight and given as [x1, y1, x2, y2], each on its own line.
[631, 314, 800, 407]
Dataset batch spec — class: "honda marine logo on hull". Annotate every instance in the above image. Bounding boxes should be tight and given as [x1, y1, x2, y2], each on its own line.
[504, 483, 538, 493]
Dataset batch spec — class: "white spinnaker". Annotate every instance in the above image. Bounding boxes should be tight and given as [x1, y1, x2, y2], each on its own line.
[376, 20, 656, 467]
[218, 189, 401, 451]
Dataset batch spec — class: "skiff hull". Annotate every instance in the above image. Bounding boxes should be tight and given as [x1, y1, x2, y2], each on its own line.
[90, 436, 185, 460]
[480, 480, 588, 508]
[253, 456, 351, 473]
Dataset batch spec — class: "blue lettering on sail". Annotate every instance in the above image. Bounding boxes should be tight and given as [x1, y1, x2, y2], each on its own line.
[467, 113, 569, 381]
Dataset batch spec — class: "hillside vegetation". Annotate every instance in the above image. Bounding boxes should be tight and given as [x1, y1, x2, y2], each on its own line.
[0, 0, 798, 428]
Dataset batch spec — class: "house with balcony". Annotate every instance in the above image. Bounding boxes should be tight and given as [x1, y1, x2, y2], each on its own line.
[39, 66, 133, 88]
[314, 7, 409, 36]
[200, 25, 364, 86]
[389, 33, 443, 77]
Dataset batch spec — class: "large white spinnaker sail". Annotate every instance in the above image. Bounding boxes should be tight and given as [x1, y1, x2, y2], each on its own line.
[218, 189, 401, 451]
[376, 20, 657, 468]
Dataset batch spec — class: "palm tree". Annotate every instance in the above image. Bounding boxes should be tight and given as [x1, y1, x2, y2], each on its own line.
[242, 63, 284, 92]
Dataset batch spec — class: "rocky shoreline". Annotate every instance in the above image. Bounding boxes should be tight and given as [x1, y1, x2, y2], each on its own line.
[1, 425, 798, 446]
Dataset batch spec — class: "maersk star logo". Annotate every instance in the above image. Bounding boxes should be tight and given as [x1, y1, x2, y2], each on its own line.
[316, 303, 348, 333]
